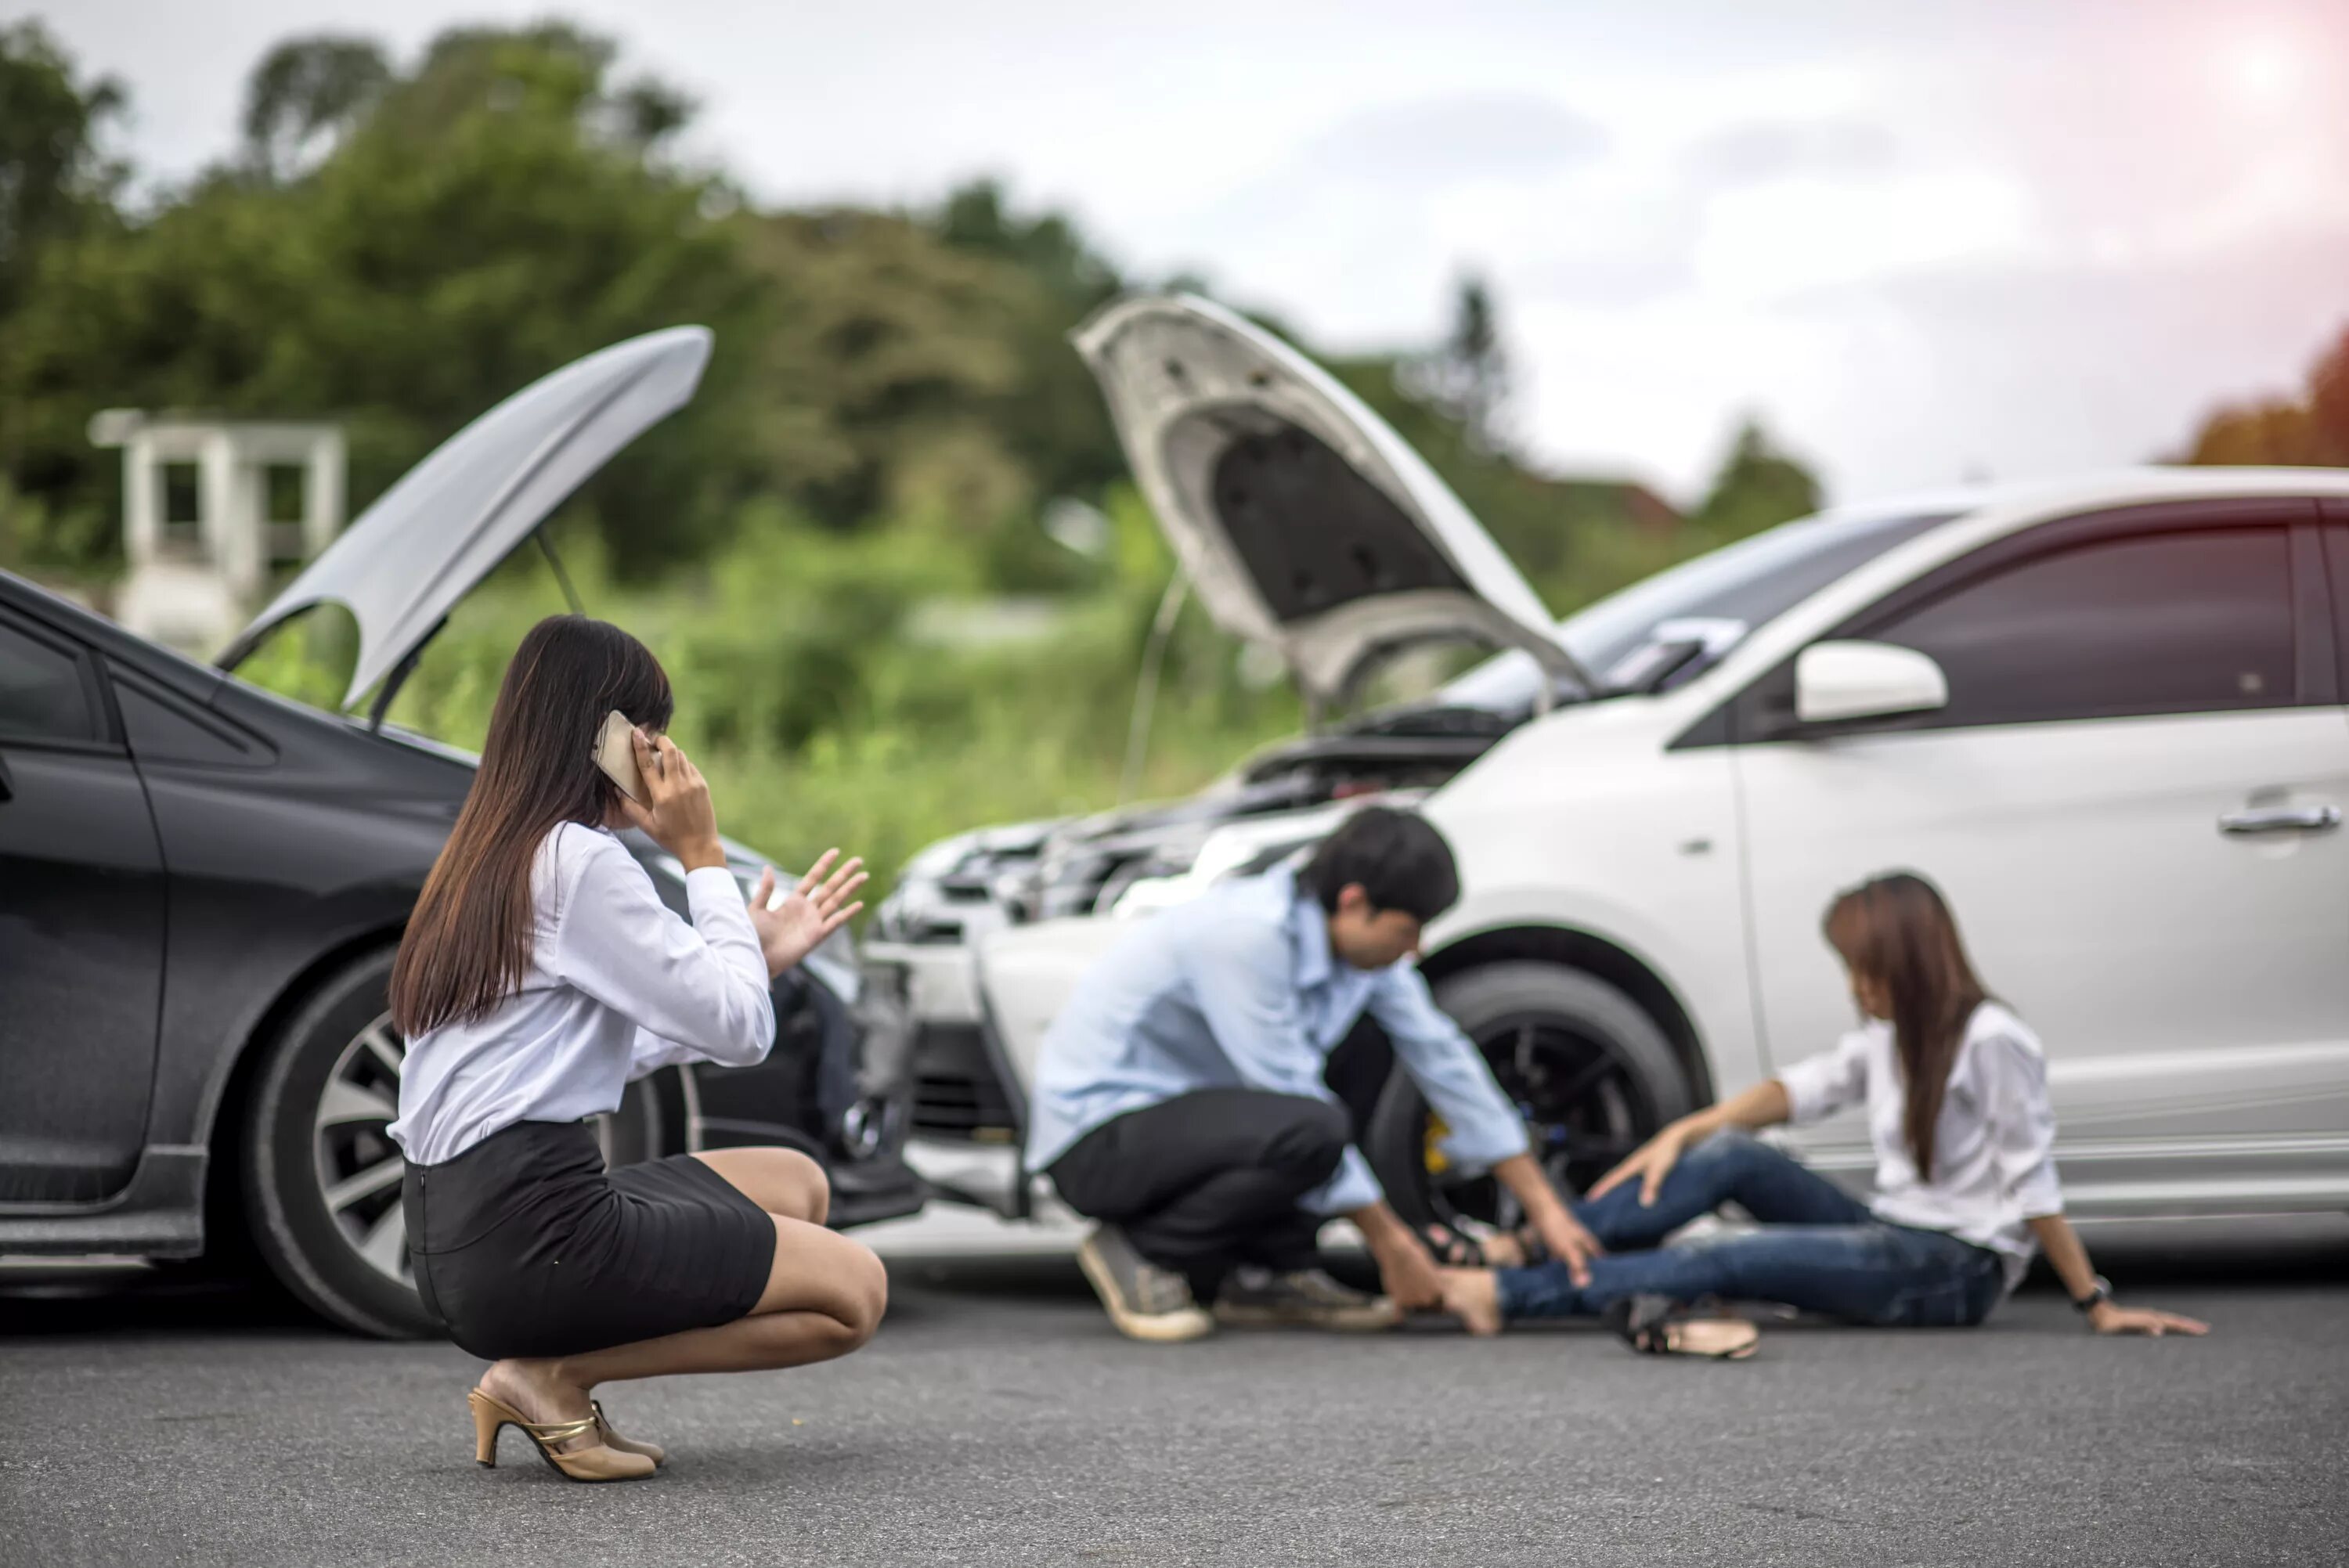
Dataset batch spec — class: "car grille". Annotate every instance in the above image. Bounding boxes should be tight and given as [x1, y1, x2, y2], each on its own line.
[909, 1024, 1021, 1144]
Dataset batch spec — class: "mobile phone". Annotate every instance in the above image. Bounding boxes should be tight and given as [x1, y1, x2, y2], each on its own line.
[593, 709, 647, 804]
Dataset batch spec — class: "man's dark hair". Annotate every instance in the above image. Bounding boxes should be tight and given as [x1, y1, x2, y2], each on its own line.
[1297, 806, 1461, 922]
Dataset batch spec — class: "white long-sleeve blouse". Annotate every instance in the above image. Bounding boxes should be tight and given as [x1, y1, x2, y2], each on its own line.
[388, 822, 774, 1166]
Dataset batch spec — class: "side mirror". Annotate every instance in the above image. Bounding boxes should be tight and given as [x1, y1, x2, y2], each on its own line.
[1795, 640, 1948, 726]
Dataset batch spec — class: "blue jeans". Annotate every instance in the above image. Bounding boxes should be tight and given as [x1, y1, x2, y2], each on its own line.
[1496, 1131, 2008, 1328]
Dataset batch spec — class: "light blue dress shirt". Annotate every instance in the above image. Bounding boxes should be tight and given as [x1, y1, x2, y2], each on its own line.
[1024, 867, 1530, 1214]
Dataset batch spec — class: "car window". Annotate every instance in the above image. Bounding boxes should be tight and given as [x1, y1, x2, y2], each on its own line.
[0, 618, 98, 744]
[1870, 528, 2297, 726]
[2326, 525, 2349, 694]
[1438, 507, 1957, 712]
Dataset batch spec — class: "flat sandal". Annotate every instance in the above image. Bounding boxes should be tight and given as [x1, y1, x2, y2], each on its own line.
[1604, 1293, 1760, 1360]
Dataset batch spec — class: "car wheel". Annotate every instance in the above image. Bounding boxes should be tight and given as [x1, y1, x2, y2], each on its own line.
[238, 949, 675, 1339]
[1363, 961, 1695, 1235]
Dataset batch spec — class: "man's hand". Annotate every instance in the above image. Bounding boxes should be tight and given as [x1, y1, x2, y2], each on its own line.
[1588, 1119, 1696, 1207]
[1352, 1202, 1444, 1312]
[1528, 1207, 1603, 1287]
[1492, 1152, 1602, 1287]
[1372, 1235, 1445, 1312]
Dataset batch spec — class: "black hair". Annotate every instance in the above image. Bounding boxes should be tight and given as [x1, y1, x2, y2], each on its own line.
[392, 615, 673, 1035]
[1297, 806, 1461, 923]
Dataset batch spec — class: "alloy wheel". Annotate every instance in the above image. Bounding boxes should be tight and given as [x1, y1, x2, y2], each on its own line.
[312, 1011, 630, 1285]
[312, 1012, 411, 1285]
[1422, 1015, 1662, 1232]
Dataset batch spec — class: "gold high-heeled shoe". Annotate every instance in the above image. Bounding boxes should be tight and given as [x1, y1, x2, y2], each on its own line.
[468, 1388, 655, 1483]
[591, 1399, 665, 1466]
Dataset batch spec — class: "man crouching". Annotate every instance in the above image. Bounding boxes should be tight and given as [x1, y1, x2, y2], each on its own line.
[1025, 806, 1599, 1342]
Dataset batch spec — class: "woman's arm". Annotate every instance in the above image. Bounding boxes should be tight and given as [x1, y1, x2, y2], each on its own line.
[2026, 1214, 2209, 1337]
[1586, 1078, 1794, 1204]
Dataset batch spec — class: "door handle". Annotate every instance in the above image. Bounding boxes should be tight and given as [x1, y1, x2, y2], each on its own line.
[2218, 803, 2341, 835]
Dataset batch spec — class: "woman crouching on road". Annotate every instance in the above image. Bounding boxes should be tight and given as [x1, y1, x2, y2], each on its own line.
[1438, 872, 2208, 1357]
[388, 615, 882, 1481]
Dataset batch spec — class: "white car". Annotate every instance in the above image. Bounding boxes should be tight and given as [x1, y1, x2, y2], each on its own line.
[866, 294, 2349, 1235]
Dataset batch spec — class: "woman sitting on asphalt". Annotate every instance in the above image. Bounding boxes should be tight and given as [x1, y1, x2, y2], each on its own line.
[1436, 872, 2210, 1357]
[388, 615, 880, 1481]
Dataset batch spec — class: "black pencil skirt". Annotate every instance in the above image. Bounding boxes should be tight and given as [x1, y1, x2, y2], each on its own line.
[402, 1119, 776, 1361]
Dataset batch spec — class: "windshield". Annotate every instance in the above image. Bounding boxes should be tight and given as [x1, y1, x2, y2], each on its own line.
[1438, 506, 1960, 712]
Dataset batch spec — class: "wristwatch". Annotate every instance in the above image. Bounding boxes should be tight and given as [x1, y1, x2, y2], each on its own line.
[2070, 1274, 2113, 1314]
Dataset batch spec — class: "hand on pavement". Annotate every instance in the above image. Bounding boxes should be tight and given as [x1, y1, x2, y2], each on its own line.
[2090, 1302, 2210, 1337]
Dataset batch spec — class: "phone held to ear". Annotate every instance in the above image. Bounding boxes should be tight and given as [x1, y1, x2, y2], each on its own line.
[593, 709, 647, 803]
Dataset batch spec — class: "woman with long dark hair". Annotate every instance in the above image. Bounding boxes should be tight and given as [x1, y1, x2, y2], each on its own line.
[388, 615, 879, 1480]
[1435, 873, 2208, 1356]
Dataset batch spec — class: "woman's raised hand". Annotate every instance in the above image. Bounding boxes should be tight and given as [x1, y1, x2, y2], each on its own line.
[746, 849, 868, 978]
[620, 730, 725, 872]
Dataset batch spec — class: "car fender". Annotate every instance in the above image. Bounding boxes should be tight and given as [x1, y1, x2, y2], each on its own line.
[972, 917, 1131, 1098]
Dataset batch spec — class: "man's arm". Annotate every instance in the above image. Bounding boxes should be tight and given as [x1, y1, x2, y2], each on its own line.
[1182, 932, 1449, 1307]
[1366, 968, 1601, 1283]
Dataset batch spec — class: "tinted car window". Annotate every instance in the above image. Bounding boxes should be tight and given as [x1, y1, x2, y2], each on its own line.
[1440, 508, 1958, 712]
[0, 618, 97, 744]
[1872, 528, 2296, 726]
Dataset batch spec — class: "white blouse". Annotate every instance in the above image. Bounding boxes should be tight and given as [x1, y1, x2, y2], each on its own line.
[388, 822, 774, 1166]
[1777, 1000, 2063, 1291]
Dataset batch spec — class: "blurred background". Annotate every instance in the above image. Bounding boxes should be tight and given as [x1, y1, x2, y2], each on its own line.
[5, 0, 2347, 905]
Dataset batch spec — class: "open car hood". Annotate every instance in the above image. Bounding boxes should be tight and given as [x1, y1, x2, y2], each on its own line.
[1071, 295, 1592, 708]
[219, 326, 713, 710]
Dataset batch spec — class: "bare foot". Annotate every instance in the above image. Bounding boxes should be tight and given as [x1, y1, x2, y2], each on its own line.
[1438, 1267, 1505, 1337]
[478, 1358, 597, 1454]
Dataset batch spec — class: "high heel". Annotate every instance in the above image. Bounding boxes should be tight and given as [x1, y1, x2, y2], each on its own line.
[468, 1388, 655, 1483]
[591, 1399, 666, 1466]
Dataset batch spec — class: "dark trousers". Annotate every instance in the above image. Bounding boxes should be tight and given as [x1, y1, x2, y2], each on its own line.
[1045, 1087, 1350, 1299]
[1044, 1018, 1395, 1299]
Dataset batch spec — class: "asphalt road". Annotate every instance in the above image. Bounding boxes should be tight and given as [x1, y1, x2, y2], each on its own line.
[2, 1215, 2344, 1568]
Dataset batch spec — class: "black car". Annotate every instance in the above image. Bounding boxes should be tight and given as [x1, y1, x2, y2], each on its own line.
[0, 329, 923, 1337]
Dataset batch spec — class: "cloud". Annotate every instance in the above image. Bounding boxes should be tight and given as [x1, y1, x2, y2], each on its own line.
[1284, 94, 1610, 187]
[1681, 117, 1902, 189]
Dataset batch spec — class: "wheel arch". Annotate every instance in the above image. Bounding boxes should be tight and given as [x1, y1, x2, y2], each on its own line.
[1419, 924, 1716, 1106]
[197, 925, 408, 1233]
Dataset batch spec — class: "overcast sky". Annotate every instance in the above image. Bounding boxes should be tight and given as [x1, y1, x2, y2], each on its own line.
[19, 0, 2349, 504]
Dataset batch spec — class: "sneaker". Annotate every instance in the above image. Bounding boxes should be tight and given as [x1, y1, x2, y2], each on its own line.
[1076, 1226, 1216, 1343]
[1211, 1267, 1401, 1332]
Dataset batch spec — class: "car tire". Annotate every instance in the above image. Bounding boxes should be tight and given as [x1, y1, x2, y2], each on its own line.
[237, 948, 673, 1339]
[1363, 961, 1695, 1234]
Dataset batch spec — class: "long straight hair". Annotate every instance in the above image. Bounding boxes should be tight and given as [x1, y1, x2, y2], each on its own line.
[390, 615, 674, 1036]
[1820, 872, 1990, 1181]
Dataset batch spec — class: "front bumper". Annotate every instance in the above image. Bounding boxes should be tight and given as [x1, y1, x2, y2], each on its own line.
[862, 937, 1031, 1213]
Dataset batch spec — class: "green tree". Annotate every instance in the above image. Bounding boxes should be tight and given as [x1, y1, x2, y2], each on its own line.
[1, 23, 767, 574]
[928, 179, 1128, 508]
[1402, 273, 1512, 455]
[2181, 326, 2349, 467]
[240, 35, 392, 180]
[0, 22, 128, 561]
[1690, 418, 1821, 542]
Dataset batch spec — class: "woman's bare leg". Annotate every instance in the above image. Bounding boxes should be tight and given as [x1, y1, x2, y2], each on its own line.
[693, 1145, 829, 1226]
[478, 1213, 886, 1446]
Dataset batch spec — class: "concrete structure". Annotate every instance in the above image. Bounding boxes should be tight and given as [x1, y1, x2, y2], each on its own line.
[88, 409, 345, 655]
